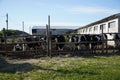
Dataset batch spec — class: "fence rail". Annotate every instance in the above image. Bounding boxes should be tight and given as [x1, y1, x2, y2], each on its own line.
[0, 33, 120, 58]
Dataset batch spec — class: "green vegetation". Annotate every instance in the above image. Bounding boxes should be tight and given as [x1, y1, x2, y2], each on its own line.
[0, 55, 120, 80]
[0, 29, 17, 36]
[0, 29, 29, 36]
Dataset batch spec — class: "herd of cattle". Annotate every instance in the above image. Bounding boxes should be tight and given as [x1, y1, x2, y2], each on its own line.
[0, 33, 120, 53]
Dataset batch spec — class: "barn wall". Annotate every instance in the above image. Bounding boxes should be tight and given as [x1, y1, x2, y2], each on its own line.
[77, 18, 119, 34]
[32, 28, 73, 35]
[107, 18, 118, 33]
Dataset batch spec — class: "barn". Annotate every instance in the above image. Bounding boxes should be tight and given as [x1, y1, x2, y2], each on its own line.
[32, 26, 73, 35]
[75, 13, 120, 46]
[77, 13, 120, 34]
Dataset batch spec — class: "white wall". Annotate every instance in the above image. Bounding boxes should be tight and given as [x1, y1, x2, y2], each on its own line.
[77, 18, 119, 34]
[107, 18, 118, 33]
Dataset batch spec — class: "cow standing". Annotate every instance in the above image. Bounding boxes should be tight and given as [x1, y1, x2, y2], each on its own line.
[68, 35, 80, 50]
[114, 33, 120, 48]
[90, 34, 107, 53]
[0, 37, 5, 43]
[24, 36, 42, 50]
[52, 35, 66, 51]
[79, 35, 91, 49]
[68, 34, 91, 50]
[13, 44, 23, 51]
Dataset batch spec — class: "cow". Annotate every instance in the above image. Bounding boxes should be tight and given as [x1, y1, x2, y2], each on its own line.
[0, 37, 5, 43]
[89, 34, 107, 53]
[104, 33, 120, 53]
[80, 34, 91, 49]
[24, 36, 44, 50]
[68, 34, 91, 50]
[68, 35, 79, 50]
[52, 35, 66, 51]
[68, 34, 108, 50]
[91, 35, 101, 49]
[13, 44, 23, 51]
[113, 33, 120, 48]
[90, 34, 107, 49]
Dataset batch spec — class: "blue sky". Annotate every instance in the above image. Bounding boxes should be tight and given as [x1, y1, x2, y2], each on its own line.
[0, 0, 120, 33]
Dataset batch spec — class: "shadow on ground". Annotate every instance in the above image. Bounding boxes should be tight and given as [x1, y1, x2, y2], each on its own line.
[0, 51, 120, 75]
[0, 55, 34, 74]
[0, 55, 98, 76]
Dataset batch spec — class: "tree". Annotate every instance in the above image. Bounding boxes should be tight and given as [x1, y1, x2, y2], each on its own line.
[0, 29, 17, 36]
[0, 31, 3, 36]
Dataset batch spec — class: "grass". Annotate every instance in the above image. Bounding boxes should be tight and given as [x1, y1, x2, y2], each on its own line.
[0, 55, 120, 80]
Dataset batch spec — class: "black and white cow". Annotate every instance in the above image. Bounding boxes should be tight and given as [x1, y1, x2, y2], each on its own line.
[68, 34, 91, 50]
[68, 35, 79, 50]
[104, 33, 120, 50]
[13, 36, 46, 51]
[24, 36, 43, 50]
[68, 34, 107, 51]
[80, 35, 91, 49]
[90, 34, 107, 51]
[13, 44, 23, 51]
[113, 33, 120, 48]
[0, 37, 5, 43]
[91, 35, 101, 49]
[52, 35, 66, 50]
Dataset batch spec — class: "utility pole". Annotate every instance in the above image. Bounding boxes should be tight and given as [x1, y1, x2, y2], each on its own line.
[22, 21, 24, 34]
[48, 15, 51, 57]
[29, 26, 31, 34]
[48, 15, 50, 31]
[22, 21, 25, 51]
[6, 13, 8, 36]
[5, 13, 8, 57]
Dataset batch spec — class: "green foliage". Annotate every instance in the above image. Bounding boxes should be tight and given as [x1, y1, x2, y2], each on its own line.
[6, 30, 17, 36]
[0, 31, 3, 36]
[0, 29, 17, 36]
[0, 55, 120, 80]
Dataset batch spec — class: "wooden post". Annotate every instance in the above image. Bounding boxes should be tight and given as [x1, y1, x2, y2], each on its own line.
[22, 21, 24, 35]
[3, 28, 7, 57]
[48, 15, 51, 57]
[105, 33, 108, 54]
[101, 25, 104, 54]
[46, 15, 51, 57]
[46, 24, 49, 56]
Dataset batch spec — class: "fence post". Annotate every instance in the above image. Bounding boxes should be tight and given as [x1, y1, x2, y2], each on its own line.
[101, 26, 104, 54]
[105, 34, 108, 54]
[49, 31, 51, 58]
[46, 25, 51, 57]
[3, 28, 7, 57]
[46, 24, 49, 57]
[48, 15, 51, 57]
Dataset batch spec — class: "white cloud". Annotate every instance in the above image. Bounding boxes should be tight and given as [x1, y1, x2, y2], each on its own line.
[68, 6, 120, 14]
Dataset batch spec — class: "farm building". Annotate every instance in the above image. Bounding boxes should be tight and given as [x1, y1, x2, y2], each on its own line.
[32, 26, 73, 35]
[77, 13, 120, 34]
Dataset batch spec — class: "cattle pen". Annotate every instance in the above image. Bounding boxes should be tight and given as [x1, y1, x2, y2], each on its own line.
[0, 32, 120, 58]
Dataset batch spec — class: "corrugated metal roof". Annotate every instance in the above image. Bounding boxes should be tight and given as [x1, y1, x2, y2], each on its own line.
[78, 13, 120, 29]
[32, 26, 45, 29]
[32, 26, 78, 29]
